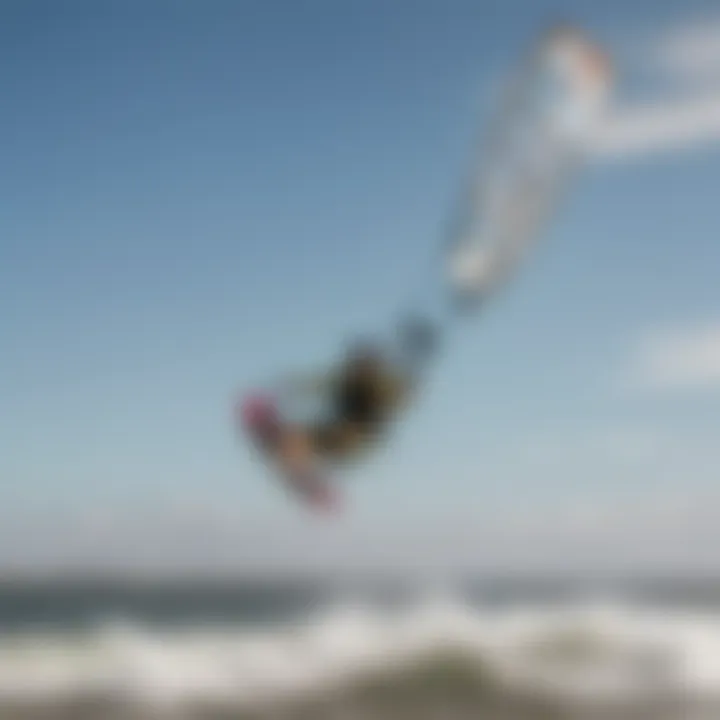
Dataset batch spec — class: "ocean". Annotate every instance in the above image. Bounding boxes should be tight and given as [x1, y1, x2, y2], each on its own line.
[2, 575, 720, 719]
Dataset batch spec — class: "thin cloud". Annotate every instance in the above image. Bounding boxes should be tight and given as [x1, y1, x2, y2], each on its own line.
[631, 323, 720, 390]
[591, 95, 720, 159]
[519, 427, 662, 466]
[653, 18, 720, 86]
[589, 18, 720, 160]
[4, 488, 720, 576]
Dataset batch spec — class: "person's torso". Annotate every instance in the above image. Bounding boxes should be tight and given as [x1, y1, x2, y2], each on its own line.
[334, 373, 389, 425]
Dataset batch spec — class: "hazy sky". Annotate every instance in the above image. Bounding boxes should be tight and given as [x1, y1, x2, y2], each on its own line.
[3, 0, 720, 575]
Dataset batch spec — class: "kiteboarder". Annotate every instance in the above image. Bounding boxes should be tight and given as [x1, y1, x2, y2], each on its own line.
[239, 317, 438, 504]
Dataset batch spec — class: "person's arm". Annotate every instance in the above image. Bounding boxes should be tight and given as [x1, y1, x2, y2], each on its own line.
[280, 370, 336, 398]
[378, 367, 415, 411]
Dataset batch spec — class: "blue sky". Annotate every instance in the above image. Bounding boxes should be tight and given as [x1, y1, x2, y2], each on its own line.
[3, 0, 720, 574]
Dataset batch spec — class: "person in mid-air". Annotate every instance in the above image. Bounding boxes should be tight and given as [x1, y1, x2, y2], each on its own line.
[240, 316, 438, 488]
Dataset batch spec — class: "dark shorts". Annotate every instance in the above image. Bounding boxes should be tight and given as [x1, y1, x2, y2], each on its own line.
[310, 419, 381, 459]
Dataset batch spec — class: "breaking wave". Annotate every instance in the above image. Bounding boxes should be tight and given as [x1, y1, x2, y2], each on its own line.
[2, 592, 720, 718]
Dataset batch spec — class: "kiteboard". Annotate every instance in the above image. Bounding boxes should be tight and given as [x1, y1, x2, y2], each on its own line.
[236, 392, 341, 513]
[277, 466, 340, 513]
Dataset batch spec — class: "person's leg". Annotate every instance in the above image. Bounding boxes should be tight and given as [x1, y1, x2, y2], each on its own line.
[310, 421, 367, 461]
[274, 425, 318, 477]
[272, 421, 351, 471]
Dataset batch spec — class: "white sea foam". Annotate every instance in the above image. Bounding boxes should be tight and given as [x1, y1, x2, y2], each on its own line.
[1, 595, 720, 713]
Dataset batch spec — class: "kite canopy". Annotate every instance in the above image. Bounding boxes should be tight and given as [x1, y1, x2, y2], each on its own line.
[444, 25, 613, 307]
